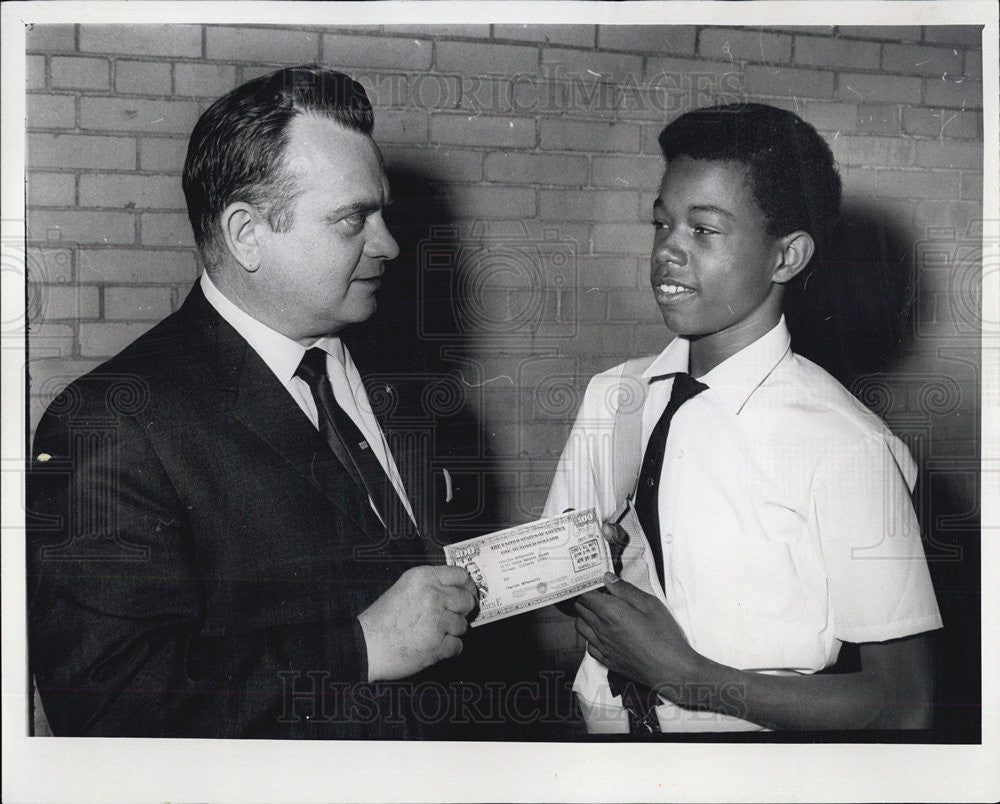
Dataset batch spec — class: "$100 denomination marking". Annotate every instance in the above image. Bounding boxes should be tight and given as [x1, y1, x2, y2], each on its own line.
[443, 508, 611, 626]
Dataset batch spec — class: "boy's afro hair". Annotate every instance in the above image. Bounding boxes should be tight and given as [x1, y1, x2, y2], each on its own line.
[658, 103, 841, 248]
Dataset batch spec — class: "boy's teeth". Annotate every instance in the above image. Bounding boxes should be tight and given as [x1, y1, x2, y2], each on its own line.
[659, 283, 690, 294]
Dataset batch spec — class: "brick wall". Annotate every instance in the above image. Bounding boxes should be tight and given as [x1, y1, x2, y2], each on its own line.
[24, 24, 984, 694]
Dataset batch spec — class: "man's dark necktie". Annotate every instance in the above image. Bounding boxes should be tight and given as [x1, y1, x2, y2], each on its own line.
[295, 347, 394, 527]
[608, 371, 708, 734]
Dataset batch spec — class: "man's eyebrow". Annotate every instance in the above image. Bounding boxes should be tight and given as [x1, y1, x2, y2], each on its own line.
[324, 199, 387, 219]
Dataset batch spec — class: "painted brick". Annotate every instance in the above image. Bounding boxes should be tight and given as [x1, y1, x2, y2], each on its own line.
[373, 110, 429, 144]
[607, 288, 657, 322]
[923, 77, 982, 109]
[831, 135, 914, 168]
[838, 72, 921, 104]
[578, 256, 643, 288]
[323, 34, 432, 71]
[141, 212, 195, 247]
[205, 26, 319, 62]
[699, 28, 792, 64]
[26, 95, 76, 129]
[139, 137, 188, 172]
[80, 97, 201, 133]
[915, 140, 983, 170]
[596, 25, 696, 55]
[876, 170, 959, 199]
[430, 114, 534, 148]
[26, 23, 76, 52]
[793, 35, 880, 70]
[174, 63, 237, 97]
[882, 43, 964, 78]
[541, 47, 642, 82]
[50, 56, 109, 89]
[838, 26, 921, 43]
[383, 146, 483, 182]
[855, 104, 901, 135]
[36, 285, 100, 319]
[540, 119, 640, 153]
[590, 155, 660, 189]
[115, 60, 172, 95]
[959, 172, 982, 200]
[383, 24, 491, 39]
[78, 248, 197, 284]
[485, 152, 587, 186]
[104, 286, 174, 320]
[840, 168, 878, 197]
[645, 55, 742, 85]
[28, 358, 103, 403]
[27, 55, 46, 90]
[79, 174, 185, 210]
[79, 321, 157, 357]
[437, 41, 539, 76]
[801, 101, 858, 134]
[28, 209, 134, 245]
[744, 65, 834, 99]
[903, 108, 981, 139]
[79, 24, 201, 57]
[559, 323, 632, 356]
[26, 248, 74, 284]
[922, 26, 983, 48]
[442, 186, 535, 219]
[26, 323, 76, 358]
[964, 50, 982, 81]
[539, 189, 639, 222]
[28, 172, 76, 207]
[592, 223, 651, 255]
[915, 200, 982, 234]
[493, 24, 594, 48]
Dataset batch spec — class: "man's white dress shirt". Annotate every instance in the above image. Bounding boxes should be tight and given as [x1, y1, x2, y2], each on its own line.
[201, 272, 417, 528]
[544, 317, 943, 732]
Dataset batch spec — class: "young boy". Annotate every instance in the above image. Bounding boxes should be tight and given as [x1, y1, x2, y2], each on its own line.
[544, 103, 942, 733]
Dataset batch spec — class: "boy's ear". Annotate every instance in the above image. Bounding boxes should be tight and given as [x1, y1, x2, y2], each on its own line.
[772, 231, 815, 285]
[220, 201, 264, 274]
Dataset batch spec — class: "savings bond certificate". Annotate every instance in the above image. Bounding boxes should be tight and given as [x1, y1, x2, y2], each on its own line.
[443, 508, 612, 626]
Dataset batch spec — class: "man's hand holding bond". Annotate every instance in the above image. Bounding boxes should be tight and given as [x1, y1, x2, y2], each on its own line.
[358, 565, 479, 682]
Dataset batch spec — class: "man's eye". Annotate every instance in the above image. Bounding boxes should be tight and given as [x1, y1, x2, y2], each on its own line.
[651, 220, 669, 231]
[341, 213, 367, 231]
[693, 225, 718, 236]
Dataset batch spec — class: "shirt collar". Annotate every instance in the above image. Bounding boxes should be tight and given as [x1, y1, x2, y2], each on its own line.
[200, 272, 346, 384]
[642, 317, 793, 414]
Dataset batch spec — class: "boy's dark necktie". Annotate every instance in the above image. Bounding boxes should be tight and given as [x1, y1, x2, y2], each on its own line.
[295, 347, 393, 526]
[608, 371, 708, 734]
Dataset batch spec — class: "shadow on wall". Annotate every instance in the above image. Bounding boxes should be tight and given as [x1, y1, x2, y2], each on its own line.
[348, 165, 559, 737]
[786, 203, 981, 742]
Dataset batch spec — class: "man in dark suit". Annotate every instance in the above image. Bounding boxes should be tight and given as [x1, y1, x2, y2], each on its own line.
[27, 66, 482, 738]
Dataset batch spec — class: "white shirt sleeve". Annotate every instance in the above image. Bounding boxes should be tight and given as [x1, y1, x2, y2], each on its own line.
[811, 433, 943, 644]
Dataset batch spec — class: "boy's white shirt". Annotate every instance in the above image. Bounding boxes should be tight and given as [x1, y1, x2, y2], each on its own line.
[544, 317, 943, 732]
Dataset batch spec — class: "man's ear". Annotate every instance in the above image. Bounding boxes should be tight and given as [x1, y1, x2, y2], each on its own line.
[772, 231, 815, 285]
[220, 202, 264, 273]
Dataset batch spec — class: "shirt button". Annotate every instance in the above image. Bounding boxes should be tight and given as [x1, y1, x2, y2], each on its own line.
[646, 477, 655, 487]
[677, 449, 684, 458]
[664, 532, 673, 543]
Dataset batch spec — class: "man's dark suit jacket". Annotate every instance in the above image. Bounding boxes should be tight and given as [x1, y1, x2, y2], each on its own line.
[27, 283, 494, 739]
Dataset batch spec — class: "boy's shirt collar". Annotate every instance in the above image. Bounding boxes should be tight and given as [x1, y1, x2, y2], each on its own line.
[642, 317, 793, 415]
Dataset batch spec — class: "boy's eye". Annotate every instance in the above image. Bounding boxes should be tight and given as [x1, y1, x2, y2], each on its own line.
[651, 219, 670, 231]
[693, 225, 719, 236]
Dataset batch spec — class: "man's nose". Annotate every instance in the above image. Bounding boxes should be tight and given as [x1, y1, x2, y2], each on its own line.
[365, 213, 400, 261]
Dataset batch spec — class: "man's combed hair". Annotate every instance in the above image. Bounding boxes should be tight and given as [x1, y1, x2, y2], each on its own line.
[657, 103, 841, 250]
[182, 65, 374, 267]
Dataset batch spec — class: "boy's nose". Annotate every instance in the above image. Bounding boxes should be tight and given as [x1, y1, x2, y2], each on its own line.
[652, 233, 686, 266]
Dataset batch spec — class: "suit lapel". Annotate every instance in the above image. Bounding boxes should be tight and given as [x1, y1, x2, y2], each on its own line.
[179, 283, 383, 537]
